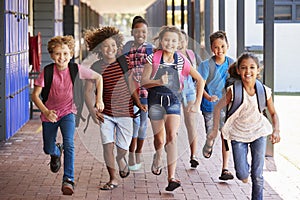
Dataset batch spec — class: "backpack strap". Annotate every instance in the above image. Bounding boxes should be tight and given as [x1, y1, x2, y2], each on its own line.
[185, 49, 196, 67]
[255, 79, 267, 112]
[145, 42, 153, 55]
[206, 56, 216, 84]
[41, 63, 55, 103]
[117, 55, 129, 85]
[151, 50, 162, 79]
[122, 40, 134, 55]
[226, 79, 243, 119]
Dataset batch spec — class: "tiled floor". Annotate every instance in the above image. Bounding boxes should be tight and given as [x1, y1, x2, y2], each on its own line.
[0, 95, 299, 199]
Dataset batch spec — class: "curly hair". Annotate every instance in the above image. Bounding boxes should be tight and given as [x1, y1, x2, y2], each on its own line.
[47, 35, 75, 54]
[84, 26, 123, 59]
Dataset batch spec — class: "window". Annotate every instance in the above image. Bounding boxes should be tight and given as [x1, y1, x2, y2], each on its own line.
[257, 0, 300, 23]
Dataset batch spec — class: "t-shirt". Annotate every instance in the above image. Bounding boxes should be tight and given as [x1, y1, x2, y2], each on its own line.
[91, 60, 134, 117]
[34, 64, 94, 122]
[222, 85, 273, 142]
[198, 56, 232, 112]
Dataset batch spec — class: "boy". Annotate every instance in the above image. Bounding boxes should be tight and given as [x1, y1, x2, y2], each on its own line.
[31, 35, 104, 195]
[198, 30, 234, 181]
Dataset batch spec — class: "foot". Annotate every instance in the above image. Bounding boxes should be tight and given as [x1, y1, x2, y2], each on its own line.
[202, 139, 214, 159]
[128, 163, 142, 171]
[190, 155, 199, 168]
[61, 178, 74, 195]
[50, 143, 63, 173]
[219, 169, 234, 181]
[151, 153, 162, 175]
[100, 182, 118, 190]
[117, 157, 130, 178]
[165, 178, 181, 191]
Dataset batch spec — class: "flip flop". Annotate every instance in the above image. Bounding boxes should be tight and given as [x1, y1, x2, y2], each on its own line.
[118, 157, 130, 178]
[100, 183, 118, 190]
[165, 178, 181, 191]
[151, 153, 162, 176]
[202, 139, 214, 159]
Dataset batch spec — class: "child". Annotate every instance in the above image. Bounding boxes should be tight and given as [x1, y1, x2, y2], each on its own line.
[178, 30, 202, 168]
[141, 25, 204, 191]
[198, 30, 235, 180]
[31, 35, 104, 195]
[123, 16, 153, 171]
[84, 26, 146, 190]
[206, 52, 280, 200]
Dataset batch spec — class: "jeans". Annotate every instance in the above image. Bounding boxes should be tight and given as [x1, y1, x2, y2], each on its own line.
[42, 113, 75, 182]
[231, 136, 267, 200]
[133, 99, 148, 139]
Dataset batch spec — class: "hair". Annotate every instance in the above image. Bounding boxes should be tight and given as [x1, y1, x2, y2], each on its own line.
[84, 26, 123, 59]
[229, 52, 262, 79]
[47, 35, 75, 54]
[180, 30, 188, 41]
[131, 16, 148, 30]
[209, 30, 228, 47]
[153, 25, 182, 50]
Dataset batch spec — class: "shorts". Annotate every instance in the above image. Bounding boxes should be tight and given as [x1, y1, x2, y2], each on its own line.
[148, 91, 181, 120]
[100, 114, 133, 150]
[202, 110, 226, 134]
[181, 87, 196, 107]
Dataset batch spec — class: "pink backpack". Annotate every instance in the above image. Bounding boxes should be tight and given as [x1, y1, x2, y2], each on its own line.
[151, 50, 191, 90]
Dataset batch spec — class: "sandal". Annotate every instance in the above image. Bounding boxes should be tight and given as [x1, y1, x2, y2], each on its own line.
[202, 139, 214, 159]
[100, 183, 118, 190]
[190, 155, 199, 168]
[219, 169, 234, 180]
[151, 153, 162, 176]
[165, 178, 181, 191]
[118, 157, 130, 178]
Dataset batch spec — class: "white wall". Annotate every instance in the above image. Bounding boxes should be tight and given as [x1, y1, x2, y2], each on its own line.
[213, 0, 300, 92]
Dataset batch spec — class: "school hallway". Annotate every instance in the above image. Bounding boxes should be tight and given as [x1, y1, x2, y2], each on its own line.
[0, 95, 299, 200]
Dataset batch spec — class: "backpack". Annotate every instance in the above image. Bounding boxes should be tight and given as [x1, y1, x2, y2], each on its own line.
[123, 40, 153, 56]
[83, 55, 130, 133]
[151, 50, 191, 90]
[41, 63, 85, 127]
[226, 79, 267, 120]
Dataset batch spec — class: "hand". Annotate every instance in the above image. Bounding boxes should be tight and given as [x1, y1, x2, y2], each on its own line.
[44, 110, 58, 123]
[210, 95, 219, 102]
[207, 129, 218, 141]
[139, 104, 148, 112]
[161, 71, 168, 85]
[187, 103, 200, 113]
[95, 101, 104, 113]
[269, 130, 280, 144]
[95, 110, 104, 123]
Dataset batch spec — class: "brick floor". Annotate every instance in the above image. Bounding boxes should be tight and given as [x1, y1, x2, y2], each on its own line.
[0, 97, 299, 199]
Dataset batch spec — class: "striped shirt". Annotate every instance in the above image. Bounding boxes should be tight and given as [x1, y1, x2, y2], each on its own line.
[91, 60, 134, 117]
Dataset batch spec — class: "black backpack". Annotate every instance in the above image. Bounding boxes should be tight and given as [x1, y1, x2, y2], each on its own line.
[41, 63, 85, 127]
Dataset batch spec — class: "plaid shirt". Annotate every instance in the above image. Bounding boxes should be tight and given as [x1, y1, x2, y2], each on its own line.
[127, 42, 152, 98]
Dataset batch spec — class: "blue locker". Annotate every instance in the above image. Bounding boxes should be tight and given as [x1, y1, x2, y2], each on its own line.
[6, 56, 10, 97]
[5, 0, 10, 11]
[5, 13, 10, 53]
[6, 99, 11, 140]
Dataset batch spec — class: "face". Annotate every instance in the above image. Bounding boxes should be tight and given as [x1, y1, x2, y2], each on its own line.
[178, 35, 187, 50]
[160, 31, 180, 53]
[237, 58, 260, 83]
[100, 37, 118, 60]
[50, 44, 73, 69]
[132, 23, 148, 45]
[211, 38, 228, 60]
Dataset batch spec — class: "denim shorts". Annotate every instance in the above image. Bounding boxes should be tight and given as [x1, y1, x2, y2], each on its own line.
[202, 110, 226, 134]
[181, 87, 196, 107]
[100, 114, 133, 150]
[148, 91, 181, 120]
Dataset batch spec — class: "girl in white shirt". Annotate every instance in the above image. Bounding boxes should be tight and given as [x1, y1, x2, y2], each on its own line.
[206, 52, 280, 200]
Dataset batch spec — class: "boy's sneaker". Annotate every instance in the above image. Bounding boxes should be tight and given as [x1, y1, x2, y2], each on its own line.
[50, 143, 63, 173]
[61, 178, 74, 195]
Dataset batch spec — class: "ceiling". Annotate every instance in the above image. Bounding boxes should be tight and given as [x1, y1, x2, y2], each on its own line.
[86, 0, 158, 14]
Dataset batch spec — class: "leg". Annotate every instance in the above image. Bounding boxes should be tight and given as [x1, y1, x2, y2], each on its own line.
[42, 121, 60, 156]
[202, 112, 215, 158]
[231, 140, 250, 183]
[59, 114, 76, 182]
[219, 133, 234, 180]
[129, 105, 140, 166]
[102, 142, 118, 185]
[135, 105, 148, 164]
[250, 137, 267, 200]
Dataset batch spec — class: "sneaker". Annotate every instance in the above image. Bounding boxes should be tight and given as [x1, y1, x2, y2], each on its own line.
[50, 143, 63, 173]
[61, 178, 74, 195]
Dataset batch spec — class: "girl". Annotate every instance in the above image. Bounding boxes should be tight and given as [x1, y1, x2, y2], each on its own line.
[178, 30, 202, 168]
[206, 52, 280, 200]
[141, 26, 204, 191]
[123, 16, 153, 171]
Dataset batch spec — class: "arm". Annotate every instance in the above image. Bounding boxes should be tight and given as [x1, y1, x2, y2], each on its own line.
[207, 89, 232, 140]
[202, 85, 219, 102]
[141, 62, 167, 89]
[266, 96, 280, 144]
[188, 67, 204, 113]
[128, 72, 147, 112]
[31, 86, 58, 123]
[91, 72, 104, 112]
